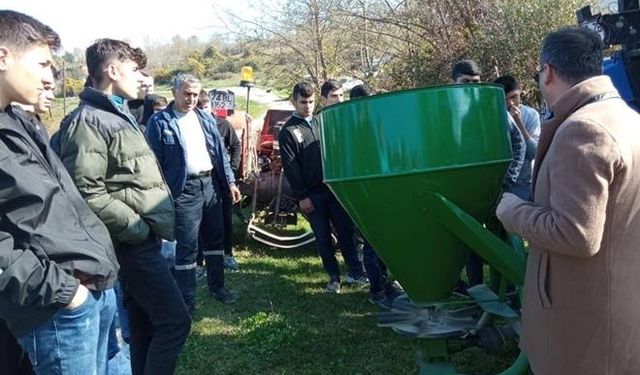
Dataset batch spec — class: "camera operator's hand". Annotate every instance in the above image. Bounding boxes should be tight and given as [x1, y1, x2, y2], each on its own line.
[299, 197, 315, 214]
[66, 284, 89, 310]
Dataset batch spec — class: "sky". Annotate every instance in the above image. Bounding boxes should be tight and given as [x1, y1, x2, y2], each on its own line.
[5, 0, 619, 54]
[2, 0, 260, 52]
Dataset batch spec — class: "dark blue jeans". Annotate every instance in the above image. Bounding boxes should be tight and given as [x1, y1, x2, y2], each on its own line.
[362, 240, 389, 294]
[306, 186, 365, 282]
[117, 236, 191, 375]
[510, 182, 531, 201]
[108, 315, 120, 360]
[174, 176, 225, 312]
[17, 288, 116, 375]
[113, 281, 130, 343]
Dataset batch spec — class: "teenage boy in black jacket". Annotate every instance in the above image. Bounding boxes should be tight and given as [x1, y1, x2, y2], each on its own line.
[0, 11, 119, 375]
[279, 82, 367, 293]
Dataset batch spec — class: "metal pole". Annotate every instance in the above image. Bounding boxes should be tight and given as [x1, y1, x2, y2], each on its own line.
[245, 86, 251, 115]
[273, 168, 284, 226]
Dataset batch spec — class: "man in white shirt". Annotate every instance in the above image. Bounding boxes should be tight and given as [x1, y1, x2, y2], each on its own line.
[146, 74, 241, 311]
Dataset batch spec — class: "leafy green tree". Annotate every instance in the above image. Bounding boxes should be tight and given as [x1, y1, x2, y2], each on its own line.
[471, 0, 590, 103]
[341, 0, 593, 98]
[61, 77, 85, 97]
[153, 66, 173, 85]
[186, 51, 207, 78]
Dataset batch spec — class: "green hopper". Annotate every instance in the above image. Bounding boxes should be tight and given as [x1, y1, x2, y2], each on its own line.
[319, 85, 529, 374]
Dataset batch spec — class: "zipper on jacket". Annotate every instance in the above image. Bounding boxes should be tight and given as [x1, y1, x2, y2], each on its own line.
[82, 90, 176, 216]
[123, 108, 176, 207]
[110, 100, 176, 209]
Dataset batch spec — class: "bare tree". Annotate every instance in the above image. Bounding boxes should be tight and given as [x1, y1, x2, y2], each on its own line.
[214, 0, 593, 95]
[215, 0, 368, 90]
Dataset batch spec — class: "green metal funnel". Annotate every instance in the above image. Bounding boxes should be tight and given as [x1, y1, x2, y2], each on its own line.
[319, 85, 512, 303]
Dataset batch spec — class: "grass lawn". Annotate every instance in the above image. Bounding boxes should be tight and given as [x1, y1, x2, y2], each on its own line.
[176, 230, 519, 375]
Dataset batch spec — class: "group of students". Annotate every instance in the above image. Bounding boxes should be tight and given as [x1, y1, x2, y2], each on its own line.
[278, 79, 406, 306]
[278, 63, 542, 303]
[449, 59, 542, 290]
[279, 29, 640, 375]
[4, 8, 640, 375]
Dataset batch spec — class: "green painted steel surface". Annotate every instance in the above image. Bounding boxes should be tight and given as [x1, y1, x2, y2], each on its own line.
[319, 85, 513, 303]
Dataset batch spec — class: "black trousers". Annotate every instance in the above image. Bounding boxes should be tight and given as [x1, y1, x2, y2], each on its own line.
[117, 236, 191, 375]
[466, 253, 484, 287]
[221, 189, 234, 256]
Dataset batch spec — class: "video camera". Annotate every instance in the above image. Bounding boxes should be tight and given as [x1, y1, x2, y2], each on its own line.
[577, 0, 640, 111]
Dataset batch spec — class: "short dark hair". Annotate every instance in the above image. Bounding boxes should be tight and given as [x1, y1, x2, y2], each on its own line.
[350, 84, 373, 99]
[494, 75, 521, 94]
[0, 10, 60, 52]
[451, 59, 481, 81]
[292, 82, 314, 100]
[540, 27, 603, 84]
[321, 79, 342, 98]
[153, 96, 168, 107]
[85, 38, 147, 86]
[197, 89, 210, 109]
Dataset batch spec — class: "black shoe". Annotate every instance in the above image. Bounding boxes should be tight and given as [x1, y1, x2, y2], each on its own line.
[367, 290, 392, 309]
[453, 280, 470, 296]
[344, 274, 369, 286]
[384, 281, 406, 301]
[211, 287, 237, 304]
[325, 280, 341, 294]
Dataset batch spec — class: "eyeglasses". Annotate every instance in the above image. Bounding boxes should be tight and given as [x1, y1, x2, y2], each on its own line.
[533, 64, 548, 87]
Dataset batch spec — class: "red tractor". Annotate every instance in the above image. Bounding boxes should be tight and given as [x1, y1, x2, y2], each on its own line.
[213, 91, 314, 249]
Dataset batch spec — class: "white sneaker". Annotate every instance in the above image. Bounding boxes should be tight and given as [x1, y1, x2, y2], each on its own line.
[325, 281, 341, 294]
[344, 275, 369, 286]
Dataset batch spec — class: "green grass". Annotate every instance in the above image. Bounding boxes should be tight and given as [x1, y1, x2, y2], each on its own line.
[176, 224, 520, 375]
[178, 243, 421, 375]
[234, 96, 270, 119]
